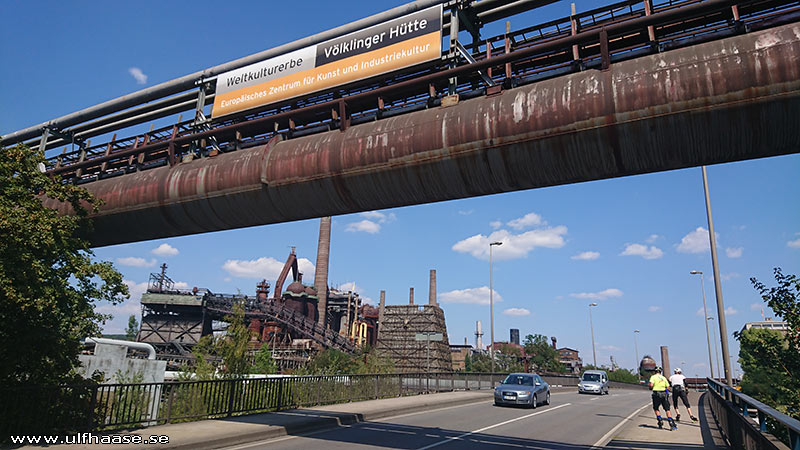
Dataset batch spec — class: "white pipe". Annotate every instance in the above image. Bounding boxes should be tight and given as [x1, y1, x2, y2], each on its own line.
[84, 337, 157, 360]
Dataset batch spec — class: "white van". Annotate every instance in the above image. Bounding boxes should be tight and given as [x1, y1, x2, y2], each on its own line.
[578, 370, 609, 395]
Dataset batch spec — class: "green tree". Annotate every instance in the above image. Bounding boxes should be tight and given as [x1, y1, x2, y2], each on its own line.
[0, 144, 128, 385]
[252, 345, 278, 374]
[125, 315, 139, 341]
[304, 349, 359, 375]
[464, 352, 473, 372]
[523, 334, 564, 373]
[736, 268, 799, 422]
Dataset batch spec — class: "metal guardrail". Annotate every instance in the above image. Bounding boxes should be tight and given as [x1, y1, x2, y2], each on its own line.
[707, 377, 800, 450]
[0, 372, 602, 436]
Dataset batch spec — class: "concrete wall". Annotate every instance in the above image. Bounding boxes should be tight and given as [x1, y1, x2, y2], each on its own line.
[78, 342, 166, 383]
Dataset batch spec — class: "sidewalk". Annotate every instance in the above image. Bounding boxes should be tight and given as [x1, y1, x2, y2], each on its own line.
[16, 390, 494, 450]
[604, 392, 728, 449]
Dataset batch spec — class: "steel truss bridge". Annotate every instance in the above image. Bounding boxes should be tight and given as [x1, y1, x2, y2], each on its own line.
[3, 0, 799, 246]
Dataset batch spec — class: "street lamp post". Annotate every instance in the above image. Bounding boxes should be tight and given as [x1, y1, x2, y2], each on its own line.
[634, 329, 641, 380]
[708, 316, 722, 380]
[589, 303, 598, 367]
[489, 241, 502, 374]
[691, 270, 715, 379]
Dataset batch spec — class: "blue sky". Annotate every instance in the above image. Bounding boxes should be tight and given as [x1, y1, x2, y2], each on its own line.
[2, 0, 798, 378]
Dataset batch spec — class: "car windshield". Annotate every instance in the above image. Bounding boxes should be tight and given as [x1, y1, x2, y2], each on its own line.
[582, 373, 601, 382]
[502, 375, 534, 386]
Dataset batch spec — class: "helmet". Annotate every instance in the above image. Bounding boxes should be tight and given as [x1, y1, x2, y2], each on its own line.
[655, 366, 662, 373]
[675, 367, 682, 373]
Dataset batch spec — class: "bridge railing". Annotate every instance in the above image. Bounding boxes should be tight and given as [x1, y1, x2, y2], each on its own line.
[707, 377, 800, 450]
[1, 372, 608, 437]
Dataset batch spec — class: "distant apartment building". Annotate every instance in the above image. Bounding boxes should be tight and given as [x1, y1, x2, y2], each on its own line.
[558, 347, 583, 374]
[510, 329, 520, 346]
[740, 319, 789, 334]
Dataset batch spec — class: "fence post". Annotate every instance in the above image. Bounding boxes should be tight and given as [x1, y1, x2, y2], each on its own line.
[375, 375, 379, 399]
[398, 374, 403, 397]
[277, 379, 284, 411]
[316, 377, 322, 406]
[166, 385, 175, 424]
[86, 385, 98, 432]
[478, 373, 482, 390]
[227, 379, 236, 417]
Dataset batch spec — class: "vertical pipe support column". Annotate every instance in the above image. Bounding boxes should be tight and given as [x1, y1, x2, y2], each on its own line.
[643, 0, 656, 42]
[409, 287, 415, 305]
[702, 166, 733, 386]
[378, 290, 386, 340]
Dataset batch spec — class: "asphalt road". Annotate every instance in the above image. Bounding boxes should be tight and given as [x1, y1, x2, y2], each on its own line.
[218, 389, 652, 450]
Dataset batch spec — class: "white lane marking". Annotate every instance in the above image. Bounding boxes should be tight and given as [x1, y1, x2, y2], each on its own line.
[591, 402, 651, 448]
[415, 403, 571, 450]
[218, 398, 493, 449]
[219, 391, 579, 449]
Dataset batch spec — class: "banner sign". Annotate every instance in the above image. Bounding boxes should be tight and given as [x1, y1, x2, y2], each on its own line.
[212, 5, 442, 118]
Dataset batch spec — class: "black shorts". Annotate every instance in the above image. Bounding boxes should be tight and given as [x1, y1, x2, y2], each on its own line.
[652, 391, 670, 411]
[672, 386, 690, 408]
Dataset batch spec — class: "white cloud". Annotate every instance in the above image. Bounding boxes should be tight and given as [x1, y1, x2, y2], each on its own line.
[725, 307, 738, 316]
[174, 281, 190, 290]
[116, 257, 156, 268]
[224, 277, 232, 282]
[570, 288, 623, 300]
[440, 286, 502, 305]
[645, 234, 661, 244]
[572, 251, 600, 261]
[98, 280, 148, 333]
[152, 243, 179, 257]
[345, 220, 381, 234]
[696, 307, 708, 317]
[359, 211, 396, 223]
[503, 308, 531, 316]
[222, 257, 315, 280]
[490, 220, 503, 229]
[720, 272, 740, 281]
[128, 67, 148, 84]
[452, 226, 567, 261]
[337, 281, 362, 293]
[648, 306, 662, 312]
[458, 210, 473, 216]
[725, 247, 743, 258]
[507, 212, 544, 230]
[787, 235, 800, 249]
[750, 303, 763, 311]
[677, 227, 718, 254]
[620, 243, 663, 260]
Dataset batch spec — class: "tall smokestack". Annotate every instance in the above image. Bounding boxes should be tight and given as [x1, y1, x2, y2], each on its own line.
[409, 287, 414, 305]
[314, 216, 332, 327]
[429, 269, 437, 306]
[377, 290, 386, 340]
[660, 346, 671, 377]
[475, 320, 484, 351]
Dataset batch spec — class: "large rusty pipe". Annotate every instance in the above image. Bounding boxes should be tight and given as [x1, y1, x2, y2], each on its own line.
[47, 22, 800, 247]
[46, 0, 745, 177]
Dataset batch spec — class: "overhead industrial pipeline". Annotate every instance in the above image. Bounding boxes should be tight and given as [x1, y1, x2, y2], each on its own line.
[43, 22, 800, 247]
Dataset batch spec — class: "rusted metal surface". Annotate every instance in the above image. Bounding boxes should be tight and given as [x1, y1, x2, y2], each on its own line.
[49, 22, 800, 247]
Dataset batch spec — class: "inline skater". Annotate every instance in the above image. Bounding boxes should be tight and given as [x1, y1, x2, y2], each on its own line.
[649, 367, 677, 430]
[669, 368, 697, 422]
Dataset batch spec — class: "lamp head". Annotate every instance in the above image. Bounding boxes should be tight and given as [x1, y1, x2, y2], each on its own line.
[690, 270, 702, 275]
[589, 302, 598, 307]
[490, 241, 503, 246]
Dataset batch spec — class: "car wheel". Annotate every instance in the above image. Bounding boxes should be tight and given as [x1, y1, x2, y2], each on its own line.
[494, 400, 500, 406]
[531, 394, 537, 409]
[544, 391, 551, 405]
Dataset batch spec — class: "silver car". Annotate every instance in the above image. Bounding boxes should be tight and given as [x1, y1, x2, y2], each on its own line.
[494, 373, 550, 408]
[578, 370, 609, 395]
